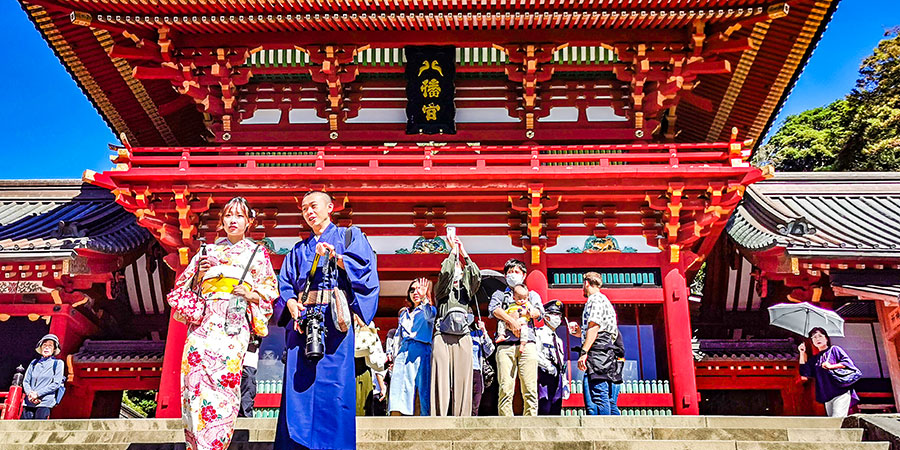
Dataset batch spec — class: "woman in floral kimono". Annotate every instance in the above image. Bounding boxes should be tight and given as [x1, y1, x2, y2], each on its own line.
[167, 197, 278, 450]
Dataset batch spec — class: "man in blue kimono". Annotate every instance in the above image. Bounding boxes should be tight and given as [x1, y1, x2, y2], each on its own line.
[276, 191, 380, 450]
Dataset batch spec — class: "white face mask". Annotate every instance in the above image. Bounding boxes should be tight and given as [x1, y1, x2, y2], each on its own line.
[506, 272, 524, 287]
[545, 314, 562, 330]
[453, 266, 464, 282]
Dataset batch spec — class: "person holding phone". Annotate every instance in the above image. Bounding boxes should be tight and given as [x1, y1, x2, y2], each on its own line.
[166, 197, 279, 450]
[431, 227, 481, 416]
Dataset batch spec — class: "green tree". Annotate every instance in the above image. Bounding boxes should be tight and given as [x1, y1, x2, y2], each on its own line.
[122, 390, 157, 418]
[762, 30, 900, 171]
[756, 100, 851, 171]
[835, 29, 900, 171]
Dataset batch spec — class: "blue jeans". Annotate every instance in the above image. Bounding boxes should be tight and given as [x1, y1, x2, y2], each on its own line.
[586, 377, 620, 415]
[583, 374, 598, 415]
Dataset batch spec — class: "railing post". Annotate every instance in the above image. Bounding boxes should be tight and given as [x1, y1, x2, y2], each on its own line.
[178, 151, 189, 170]
[2, 366, 25, 420]
[668, 146, 678, 167]
[316, 150, 325, 171]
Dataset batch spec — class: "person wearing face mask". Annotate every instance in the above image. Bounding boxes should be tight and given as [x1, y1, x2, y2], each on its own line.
[489, 258, 545, 416]
[431, 234, 481, 416]
[535, 300, 569, 415]
[389, 277, 436, 416]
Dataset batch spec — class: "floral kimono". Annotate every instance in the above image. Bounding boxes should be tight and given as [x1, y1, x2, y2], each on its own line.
[167, 238, 278, 450]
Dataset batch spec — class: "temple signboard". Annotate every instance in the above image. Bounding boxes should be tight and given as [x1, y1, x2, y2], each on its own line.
[405, 46, 456, 135]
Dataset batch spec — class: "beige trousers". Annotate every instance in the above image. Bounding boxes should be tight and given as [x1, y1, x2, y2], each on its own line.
[496, 342, 539, 416]
[430, 333, 474, 416]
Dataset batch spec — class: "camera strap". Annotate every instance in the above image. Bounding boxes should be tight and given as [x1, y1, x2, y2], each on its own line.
[300, 252, 323, 305]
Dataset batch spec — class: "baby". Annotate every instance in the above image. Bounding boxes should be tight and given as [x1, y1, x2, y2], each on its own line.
[497, 284, 535, 350]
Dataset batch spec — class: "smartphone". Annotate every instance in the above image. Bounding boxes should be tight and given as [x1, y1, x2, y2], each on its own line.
[446, 226, 457, 242]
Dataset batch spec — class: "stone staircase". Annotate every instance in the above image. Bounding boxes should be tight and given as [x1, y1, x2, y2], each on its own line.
[0, 416, 889, 450]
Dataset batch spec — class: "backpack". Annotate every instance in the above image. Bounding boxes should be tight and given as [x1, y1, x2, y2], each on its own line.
[53, 359, 66, 405]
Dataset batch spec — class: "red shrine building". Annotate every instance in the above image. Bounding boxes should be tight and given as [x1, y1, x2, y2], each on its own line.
[7, 0, 886, 419]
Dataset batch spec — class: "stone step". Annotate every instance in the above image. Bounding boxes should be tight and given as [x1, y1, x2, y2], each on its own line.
[0, 416, 846, 432]
[0, 441, 888, 450]
[0, 427, 868, 445]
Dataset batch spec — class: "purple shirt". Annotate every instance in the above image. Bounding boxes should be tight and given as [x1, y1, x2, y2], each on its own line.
[799, 345, 860, 404]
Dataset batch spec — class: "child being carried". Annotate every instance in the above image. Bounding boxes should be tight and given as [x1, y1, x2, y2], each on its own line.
[497, 284, 536, 351]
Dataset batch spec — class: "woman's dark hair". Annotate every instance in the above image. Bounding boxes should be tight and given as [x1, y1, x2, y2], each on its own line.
[504, 258, 526, 275]
[808, 327, 832, 348]
[217, 197, 256, 231]
[406, 280, 417, 306]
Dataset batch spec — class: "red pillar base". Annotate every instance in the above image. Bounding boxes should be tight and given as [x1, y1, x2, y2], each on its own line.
[661, 261, 700, 415]
[156, 313, 187, 418]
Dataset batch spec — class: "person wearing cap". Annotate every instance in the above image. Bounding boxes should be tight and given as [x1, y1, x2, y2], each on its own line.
[22, 334, 66, 419]
[535, 300, 569, 415]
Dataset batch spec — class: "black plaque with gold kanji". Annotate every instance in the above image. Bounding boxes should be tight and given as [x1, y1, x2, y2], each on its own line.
[405, 45, 456, 134]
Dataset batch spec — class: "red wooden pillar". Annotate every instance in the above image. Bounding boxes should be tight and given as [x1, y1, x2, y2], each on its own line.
[156, 313, 187, 418]
[47, 306, 99, 418]
[526, 252, 549, 304]
[48, 305, 98, 356]
[661, 261, 700, 415]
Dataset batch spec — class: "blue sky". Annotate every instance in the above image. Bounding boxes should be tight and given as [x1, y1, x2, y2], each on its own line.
[0, 1, 897, 179]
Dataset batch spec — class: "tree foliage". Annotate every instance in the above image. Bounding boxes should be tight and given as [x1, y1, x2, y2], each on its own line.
[122, 390, 157, 418]
[761, 30, 900, 171]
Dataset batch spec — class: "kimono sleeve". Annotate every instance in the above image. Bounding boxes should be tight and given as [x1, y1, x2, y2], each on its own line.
[165, 250, 203, 322]
[248, 249, 279, 336]
[342, 227, 380, 323]
[278, 243, 303, 306]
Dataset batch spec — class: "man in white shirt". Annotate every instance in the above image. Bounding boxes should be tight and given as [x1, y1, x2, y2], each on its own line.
[577, 272, 619, 415]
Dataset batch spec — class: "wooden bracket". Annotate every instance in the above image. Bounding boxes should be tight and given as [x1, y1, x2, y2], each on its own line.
[298, 44, 368, 134]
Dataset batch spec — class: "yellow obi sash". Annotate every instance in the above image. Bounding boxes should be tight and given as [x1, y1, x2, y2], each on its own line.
[201, 277, 251, 295]
[200, 265, 250, 296]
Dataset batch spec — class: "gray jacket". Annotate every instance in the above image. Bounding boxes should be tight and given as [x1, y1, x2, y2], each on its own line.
[23, 357, 65, 408]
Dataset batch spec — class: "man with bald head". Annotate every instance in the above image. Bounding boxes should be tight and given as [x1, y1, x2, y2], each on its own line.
[276, 191, 380, 450]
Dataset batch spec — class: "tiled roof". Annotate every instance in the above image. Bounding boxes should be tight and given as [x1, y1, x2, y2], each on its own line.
[72, 339, 165, 364]
[16, 0, 837, 149]
[831, 270, 900, 303]
[726, 173, 900, 259]
[0, 180, 150, 256]
[834, 301, 878, 319]
[697, 339, 798, 362]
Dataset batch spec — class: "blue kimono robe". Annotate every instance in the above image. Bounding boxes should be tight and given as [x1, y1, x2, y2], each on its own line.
[275, 224, 379, 450]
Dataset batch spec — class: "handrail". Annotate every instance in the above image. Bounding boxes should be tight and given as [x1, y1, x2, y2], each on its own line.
[115, 143, 747, 171]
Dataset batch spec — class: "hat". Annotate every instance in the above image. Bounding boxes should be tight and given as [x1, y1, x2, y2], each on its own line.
[543, 300, 563, 315]
[35, 334, 60, 356]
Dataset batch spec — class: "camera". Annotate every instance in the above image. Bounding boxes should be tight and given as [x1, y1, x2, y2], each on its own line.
[299, 307, 327, 361]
